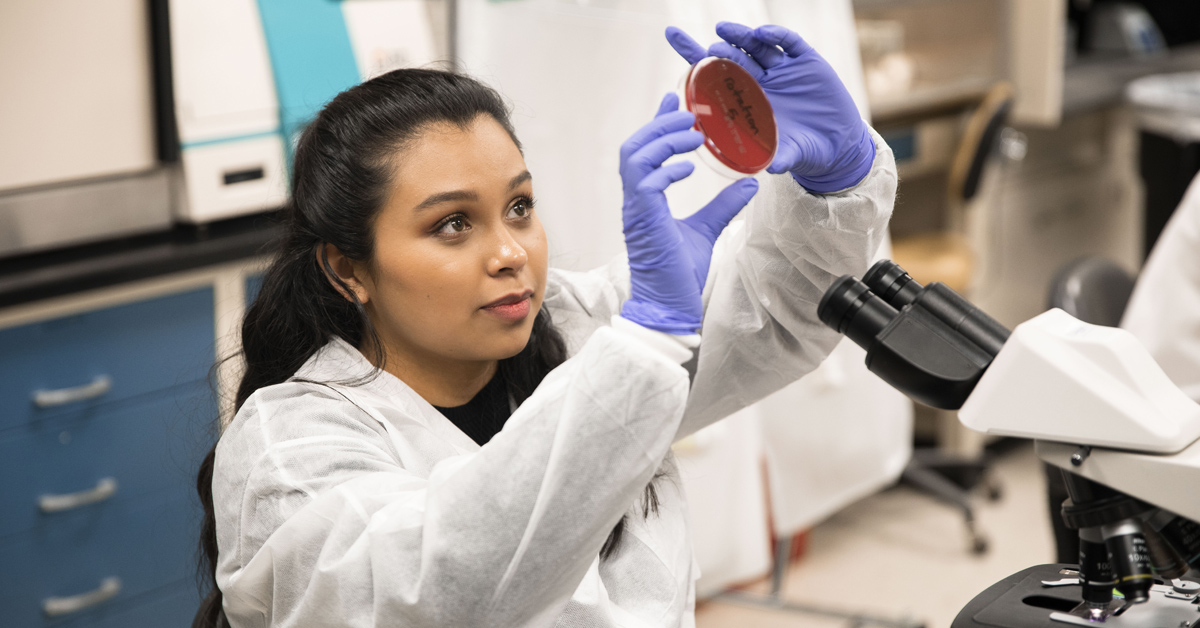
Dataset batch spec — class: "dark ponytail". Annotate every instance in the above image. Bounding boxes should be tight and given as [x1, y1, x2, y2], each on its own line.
[194, 69, 651, 626]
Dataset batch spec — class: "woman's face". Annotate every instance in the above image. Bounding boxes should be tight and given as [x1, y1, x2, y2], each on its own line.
[356, 115, 548, 368]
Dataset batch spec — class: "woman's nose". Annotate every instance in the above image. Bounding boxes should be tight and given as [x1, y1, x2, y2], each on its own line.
[487, 226, 528, 275]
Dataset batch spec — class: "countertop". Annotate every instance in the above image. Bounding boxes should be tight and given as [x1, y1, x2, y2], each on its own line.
[1064, 43, 1200, 115]
[0, 211, 282, 308]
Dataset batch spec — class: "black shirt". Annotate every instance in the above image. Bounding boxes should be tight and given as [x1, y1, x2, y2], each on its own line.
[433, 374, 512, 446]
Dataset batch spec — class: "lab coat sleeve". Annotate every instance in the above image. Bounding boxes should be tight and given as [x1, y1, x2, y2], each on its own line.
[680, 129, 896, 438]
[544, 129, 896, 439]
[213, 326, 690, 628]
[1122, 172, 1200, 402]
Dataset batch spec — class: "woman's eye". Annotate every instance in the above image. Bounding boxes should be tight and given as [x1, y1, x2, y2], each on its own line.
[507, 198, 534, 219]
[436, 215, 469, 235]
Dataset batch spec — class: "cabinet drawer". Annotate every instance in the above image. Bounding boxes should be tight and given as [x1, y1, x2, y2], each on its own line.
[0, 288, 215, 432]
[0, 492, 200, 627]
[0, 384, 215, 539]
[53, 580, 200, 628]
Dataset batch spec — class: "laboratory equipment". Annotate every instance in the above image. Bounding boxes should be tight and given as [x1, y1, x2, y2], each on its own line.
[681, 57, 778, 178]
[0, 0, 172, 257]
[819, 260, 1200, 627]
[170, 0, 445, 224]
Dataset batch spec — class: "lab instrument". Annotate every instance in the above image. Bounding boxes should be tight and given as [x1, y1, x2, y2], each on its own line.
[819, 260, 1200, 628]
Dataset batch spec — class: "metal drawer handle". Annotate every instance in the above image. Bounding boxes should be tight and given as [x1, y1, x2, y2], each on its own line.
[32, 375, 113, 408]
[39, 477, 118, 513]
[42, 577, 122, 617]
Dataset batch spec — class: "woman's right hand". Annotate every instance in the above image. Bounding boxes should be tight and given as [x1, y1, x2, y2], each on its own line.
[619, 93, 760, 335]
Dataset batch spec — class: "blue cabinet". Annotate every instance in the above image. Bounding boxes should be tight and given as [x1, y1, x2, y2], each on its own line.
[246, 272, 264, 304]
[0, 288, 217, 627]
[0, 289, 215, 432]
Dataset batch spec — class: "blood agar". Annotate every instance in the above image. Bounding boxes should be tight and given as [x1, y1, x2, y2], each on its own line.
[682, 57, 778, 178]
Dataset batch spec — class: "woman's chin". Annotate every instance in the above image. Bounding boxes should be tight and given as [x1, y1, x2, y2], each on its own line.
[493, 328, 535, 360]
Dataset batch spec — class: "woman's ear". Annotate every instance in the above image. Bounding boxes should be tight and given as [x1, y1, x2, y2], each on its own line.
[319, 243, 371, 305]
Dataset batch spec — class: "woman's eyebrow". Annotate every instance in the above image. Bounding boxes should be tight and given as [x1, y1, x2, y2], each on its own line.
[414, 190, 477, 212]
[507, 171, 532, 190]
[414, 171, 532, 213]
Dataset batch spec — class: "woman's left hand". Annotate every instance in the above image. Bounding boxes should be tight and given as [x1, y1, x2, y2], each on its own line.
[666, 22, 875, 194]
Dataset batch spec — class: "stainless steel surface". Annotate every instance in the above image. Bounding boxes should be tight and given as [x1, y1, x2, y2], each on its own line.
[38, 477, 119, 513]
[0, 169, 173, 258]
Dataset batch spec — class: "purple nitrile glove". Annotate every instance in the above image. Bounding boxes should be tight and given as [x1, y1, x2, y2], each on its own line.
[619, 93, 760, 335]
[666, 22, 875, 194]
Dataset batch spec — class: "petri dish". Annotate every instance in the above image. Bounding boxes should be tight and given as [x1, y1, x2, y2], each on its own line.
[681, 57, 778, 179]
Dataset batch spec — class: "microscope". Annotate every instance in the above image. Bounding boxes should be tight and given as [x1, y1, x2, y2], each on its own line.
[818, 260, 1200, 628]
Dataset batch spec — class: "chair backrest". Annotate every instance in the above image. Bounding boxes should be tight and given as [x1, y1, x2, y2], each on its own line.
[947, 82, 1015, 208]
[1046, 257, 1136, 327]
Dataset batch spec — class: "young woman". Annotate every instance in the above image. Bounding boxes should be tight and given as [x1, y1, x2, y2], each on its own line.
[195, 23, 897, 628]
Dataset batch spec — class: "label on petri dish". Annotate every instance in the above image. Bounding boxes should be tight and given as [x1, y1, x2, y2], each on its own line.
[684, 58, 777, 175]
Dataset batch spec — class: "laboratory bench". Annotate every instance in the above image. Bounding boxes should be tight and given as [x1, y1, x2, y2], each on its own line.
[0, 212, 279, 628]
[1064, 43, 1200, 116]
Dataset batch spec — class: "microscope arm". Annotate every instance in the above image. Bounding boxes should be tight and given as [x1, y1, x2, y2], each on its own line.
[1038, 439, 1200, 523]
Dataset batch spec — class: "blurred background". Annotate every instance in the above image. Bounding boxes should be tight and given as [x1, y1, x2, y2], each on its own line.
[2, 0, 1199, 626]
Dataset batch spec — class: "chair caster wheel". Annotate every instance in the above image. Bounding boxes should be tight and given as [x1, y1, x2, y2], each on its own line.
[971, 536, 989, 555]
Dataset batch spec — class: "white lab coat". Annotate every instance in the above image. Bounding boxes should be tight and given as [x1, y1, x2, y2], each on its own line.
[456, 0, 911, 594]
[212, 133, 897, 627]
[1122, 172, 1200, 402]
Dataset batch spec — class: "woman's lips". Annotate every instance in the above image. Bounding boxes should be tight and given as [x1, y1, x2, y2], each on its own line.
[481, 295, 532, 322]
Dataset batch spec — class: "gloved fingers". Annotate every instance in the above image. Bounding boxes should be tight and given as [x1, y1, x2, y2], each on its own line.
[627, 130, 704, 182]
[706, 42, 765, 81]
[620, 109, 696, 164]
[635, 160, 695, 197]
[767, 140, 802, 175]
[751, 25, 814, 58]
[715, 21, 786, 69]
[656, 92, 680, 116]
[665, 26, 709, 65]
[682, 177, 759, 242]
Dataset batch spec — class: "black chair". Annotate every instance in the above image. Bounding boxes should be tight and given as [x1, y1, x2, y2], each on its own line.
[1043, 256, 1137, 563]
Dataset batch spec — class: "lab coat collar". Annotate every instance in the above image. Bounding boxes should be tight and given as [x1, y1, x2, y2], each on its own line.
[291, 337, 482, 455]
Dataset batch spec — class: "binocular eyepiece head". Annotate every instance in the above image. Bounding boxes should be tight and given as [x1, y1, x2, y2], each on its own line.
[817, 260, 1009, 410]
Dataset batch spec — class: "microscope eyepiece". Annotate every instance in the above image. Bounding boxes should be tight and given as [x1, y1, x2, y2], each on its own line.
[818, 266, 999, 409]
[863, 259, 922, 307]
[818, 276, 899, 349]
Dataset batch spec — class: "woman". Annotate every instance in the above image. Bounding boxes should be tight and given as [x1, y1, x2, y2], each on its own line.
[196, 23, 896, 627]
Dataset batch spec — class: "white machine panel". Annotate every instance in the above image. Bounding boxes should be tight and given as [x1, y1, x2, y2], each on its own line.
[960, 309, 1200, 454]
[341, 0, 444, 80]
[169, 0, 279, 143]
[0, 0, 157, 192]
[176, 136, 287, 223]
[170, 0, 286, 222]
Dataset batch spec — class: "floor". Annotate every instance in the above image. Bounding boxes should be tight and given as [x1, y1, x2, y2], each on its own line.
[695, 442, 1056, 628]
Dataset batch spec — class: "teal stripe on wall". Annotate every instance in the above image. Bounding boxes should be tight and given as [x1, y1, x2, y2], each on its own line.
[181, 129, 282, 150]
[255, 0, 361, 168]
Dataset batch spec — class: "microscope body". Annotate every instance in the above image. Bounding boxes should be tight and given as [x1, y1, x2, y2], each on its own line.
[818, 261, 1200, 626]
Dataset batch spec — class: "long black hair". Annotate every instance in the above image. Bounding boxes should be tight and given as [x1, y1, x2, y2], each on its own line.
[193, 68, 656, 628]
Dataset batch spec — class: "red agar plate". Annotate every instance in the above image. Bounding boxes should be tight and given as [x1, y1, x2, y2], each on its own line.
[684, 57, 778, 176]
